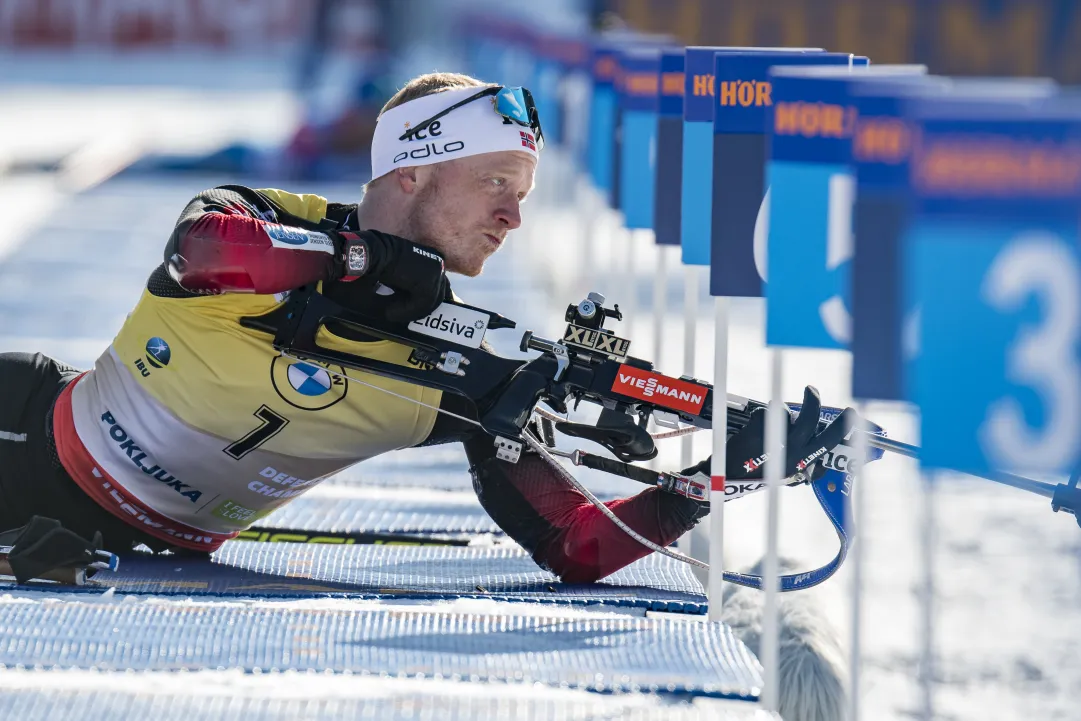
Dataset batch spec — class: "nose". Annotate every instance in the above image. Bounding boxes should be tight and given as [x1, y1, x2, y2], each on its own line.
[494, 200, 522, 231]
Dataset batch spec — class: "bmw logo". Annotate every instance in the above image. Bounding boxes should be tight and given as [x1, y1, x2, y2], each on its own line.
[145, 337, 171, 369]
[270, 357, 348, 411]
[287, 362, 332, 396]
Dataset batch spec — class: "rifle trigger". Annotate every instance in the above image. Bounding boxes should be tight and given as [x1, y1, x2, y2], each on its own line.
[551, 344, 569, 381]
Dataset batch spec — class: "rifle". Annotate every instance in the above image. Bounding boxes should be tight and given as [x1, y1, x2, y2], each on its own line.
[238, 285, 1081, 589]
[243, 286, 769, 467]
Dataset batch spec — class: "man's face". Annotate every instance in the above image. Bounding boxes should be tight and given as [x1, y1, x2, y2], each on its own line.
[403, 151, 536, 277]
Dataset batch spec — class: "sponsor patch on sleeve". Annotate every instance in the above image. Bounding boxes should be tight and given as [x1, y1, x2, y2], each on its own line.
[263, 224, 335, 254]
[611, 365, 708, 415]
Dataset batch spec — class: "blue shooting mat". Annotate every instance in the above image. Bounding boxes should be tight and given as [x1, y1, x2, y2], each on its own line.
[905, 104, 1081, 476]
[849, 79, 1058, 402]
[0, 686, 774, 721]
[723, 406, 886, 591]
[618, 46, 662, 229]
[2, 542, 708, 612]
[654, 48, 685, 246]
[0, 600, 762, 700]
[765, 66, 927, 350]
[586, 43, 620, 198]
[709, 52, 856, 298]
[680, 47, 823, 267]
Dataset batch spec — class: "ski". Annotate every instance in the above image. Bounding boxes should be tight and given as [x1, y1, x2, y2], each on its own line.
[237, 527, 472, 546]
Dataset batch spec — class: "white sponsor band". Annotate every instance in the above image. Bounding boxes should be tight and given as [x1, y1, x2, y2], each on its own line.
[371, 85, 540, 181]
[408, 303, 489, 349]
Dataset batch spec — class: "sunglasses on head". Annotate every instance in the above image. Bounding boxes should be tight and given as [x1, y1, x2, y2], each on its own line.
[399, 86, 545, 151]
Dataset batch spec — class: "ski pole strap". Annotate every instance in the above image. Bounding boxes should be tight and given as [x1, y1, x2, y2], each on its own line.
[720, 410, 887, 592]
[720, 465, 853, 591]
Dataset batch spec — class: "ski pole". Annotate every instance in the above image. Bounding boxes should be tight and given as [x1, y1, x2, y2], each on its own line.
[863, 433, 1058, 499]
[861, 431, 1081, 524]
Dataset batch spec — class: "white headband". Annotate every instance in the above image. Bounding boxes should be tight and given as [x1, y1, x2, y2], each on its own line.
[370, 86, 540, 181]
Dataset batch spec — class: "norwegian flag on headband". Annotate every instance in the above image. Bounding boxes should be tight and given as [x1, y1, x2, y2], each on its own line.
[520, 131, 536, 151]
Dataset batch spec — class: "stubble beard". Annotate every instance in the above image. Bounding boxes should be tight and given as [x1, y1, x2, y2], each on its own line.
[405, 180, 489, 278]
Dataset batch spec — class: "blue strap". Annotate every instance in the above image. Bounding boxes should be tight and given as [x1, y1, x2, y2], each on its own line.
[720, 409, 885, 592]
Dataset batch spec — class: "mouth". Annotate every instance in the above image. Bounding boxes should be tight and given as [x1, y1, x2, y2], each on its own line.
[483, 233, 503, 249]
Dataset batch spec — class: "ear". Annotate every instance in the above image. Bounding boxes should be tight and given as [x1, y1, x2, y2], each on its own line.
[395, 166, 420, 194]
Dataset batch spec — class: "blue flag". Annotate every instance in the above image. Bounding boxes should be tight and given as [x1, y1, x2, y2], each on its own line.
[708, 51, 855, 298]
[765, 66, 927, 350]
[905, 102, 1081, 476]
[587, 43, 620, 199]
[654, 48, 685, 246]
[680, 46, 823, 267]
[618, 47, 662, 229]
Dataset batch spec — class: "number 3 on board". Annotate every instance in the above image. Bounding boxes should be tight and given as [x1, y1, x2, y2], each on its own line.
[979, 232, 1081, 470]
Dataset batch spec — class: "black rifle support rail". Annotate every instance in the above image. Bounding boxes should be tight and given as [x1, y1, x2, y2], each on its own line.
[240, 287, 760, 457]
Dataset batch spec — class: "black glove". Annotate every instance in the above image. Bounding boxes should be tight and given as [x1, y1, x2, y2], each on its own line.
[1, 516, 104, 585]
[683, 386, 858, 484]
[330, 229, 450, 323]
[728, 386, 857, 482]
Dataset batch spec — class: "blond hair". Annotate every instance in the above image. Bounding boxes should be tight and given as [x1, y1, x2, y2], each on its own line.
[380, 72, 492, 116]
[363, 72, 494, 195]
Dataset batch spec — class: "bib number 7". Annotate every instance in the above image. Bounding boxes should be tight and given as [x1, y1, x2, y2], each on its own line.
[224, 405, 290, 460]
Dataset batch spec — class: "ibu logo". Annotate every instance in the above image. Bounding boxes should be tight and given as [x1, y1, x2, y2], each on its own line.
[287, 361, 332, 396]
[145, 337, 171, 368]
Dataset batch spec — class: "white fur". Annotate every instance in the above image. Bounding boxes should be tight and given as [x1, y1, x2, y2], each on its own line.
[721, 557, 847, 721]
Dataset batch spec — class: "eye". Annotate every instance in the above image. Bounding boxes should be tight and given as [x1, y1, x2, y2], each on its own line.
[489, 177, 506, 187]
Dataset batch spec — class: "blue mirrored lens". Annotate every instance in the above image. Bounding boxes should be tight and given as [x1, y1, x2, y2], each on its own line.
[495, 87, 530, 123]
